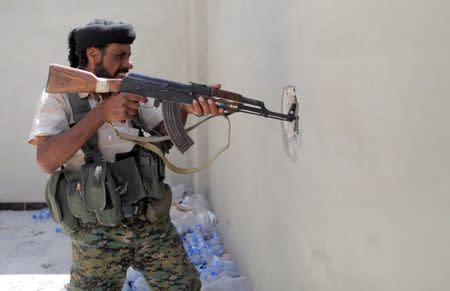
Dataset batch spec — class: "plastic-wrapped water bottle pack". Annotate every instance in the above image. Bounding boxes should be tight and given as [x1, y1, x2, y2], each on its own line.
[182, 224, 239, 283]
[171, 186, 251, 290]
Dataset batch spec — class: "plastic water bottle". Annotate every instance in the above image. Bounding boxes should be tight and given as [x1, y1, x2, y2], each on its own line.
[199, 268, 220, 283]
[208, 230, 221, 241]
[199, 245, 215, 264]
[199, 269, 211, 283]
[185, 231, 204, 246]
[43, 208, 50, 218]
[55, 225, 63, 233]
[199, 223, 216, 240]
[222, 259, 240, 278]
[206, 231, 224, 256]
[207, 271, 220, 282]
[32, 209, 40, 219]
[208, 244, 224, 257]
[130, 277, 151, 291]
[187, 246, 203, 266]
[32, 208, 50, 219]
[208, 256, 224, 275]
[122, 267, 151, 291]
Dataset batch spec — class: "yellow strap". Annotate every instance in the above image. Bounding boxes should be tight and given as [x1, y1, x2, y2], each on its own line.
[111, 115, 215, 143]
[108, 116, 231, 174]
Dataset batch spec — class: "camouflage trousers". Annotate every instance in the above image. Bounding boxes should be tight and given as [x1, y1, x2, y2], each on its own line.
[68, 215, 201, 290]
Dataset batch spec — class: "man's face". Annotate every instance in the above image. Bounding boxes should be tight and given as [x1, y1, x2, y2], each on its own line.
[94, 43, 133, 78]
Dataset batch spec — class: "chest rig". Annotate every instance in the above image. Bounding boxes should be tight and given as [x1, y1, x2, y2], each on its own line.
[45, 93, 170, 234]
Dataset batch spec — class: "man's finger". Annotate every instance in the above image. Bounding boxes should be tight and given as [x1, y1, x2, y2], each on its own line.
[208, 99, 218, 115]
[192, 100, 203, 115]
[125, 94, 147, 103]
[198, 97, 211, 114]
[124, 109, 137, 120]
[126, 100, 140, 110]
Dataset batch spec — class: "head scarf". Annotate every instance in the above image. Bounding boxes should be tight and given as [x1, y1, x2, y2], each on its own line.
[68, 19, 135, 67]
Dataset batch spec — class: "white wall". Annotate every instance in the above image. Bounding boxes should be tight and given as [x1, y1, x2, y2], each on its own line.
[203, 0, 450, 290]
[0, 0, 200, 202]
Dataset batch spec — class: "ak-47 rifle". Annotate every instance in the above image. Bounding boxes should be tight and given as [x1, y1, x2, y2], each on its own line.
[46, 64, 298, 154]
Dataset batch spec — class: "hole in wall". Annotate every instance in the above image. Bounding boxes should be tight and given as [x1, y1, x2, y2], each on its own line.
[281, 85, 302, 161]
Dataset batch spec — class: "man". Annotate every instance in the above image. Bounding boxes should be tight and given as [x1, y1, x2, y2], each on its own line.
[28, 19, 222, 290]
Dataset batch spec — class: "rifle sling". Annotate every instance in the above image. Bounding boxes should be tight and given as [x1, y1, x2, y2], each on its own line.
[108, 116, 231, 174]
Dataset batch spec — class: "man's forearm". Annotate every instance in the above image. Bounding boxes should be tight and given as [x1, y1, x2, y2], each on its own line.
[36, 106, 106, 173]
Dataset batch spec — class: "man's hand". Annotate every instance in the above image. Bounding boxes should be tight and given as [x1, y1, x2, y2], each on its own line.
[98, 92, 148, 122]
[181, 84, 225, 116]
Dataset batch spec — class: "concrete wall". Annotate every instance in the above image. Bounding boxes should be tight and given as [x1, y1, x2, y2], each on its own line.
[1, 0, 200, 202]
[203, 0, 450, 290]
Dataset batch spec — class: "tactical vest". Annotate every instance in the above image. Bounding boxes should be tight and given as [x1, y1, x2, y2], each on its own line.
[45, 93, 171, 234]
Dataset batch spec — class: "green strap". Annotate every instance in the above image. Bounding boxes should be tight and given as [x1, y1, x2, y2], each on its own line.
[109, 115, 231, 174]
[67, 93, 103, 163]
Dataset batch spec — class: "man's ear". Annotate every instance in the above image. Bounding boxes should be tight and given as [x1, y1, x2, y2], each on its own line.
[86, 47, 101, 64]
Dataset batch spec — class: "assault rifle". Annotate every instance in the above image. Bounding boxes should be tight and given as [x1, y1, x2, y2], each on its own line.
[46, 64, 298, 153]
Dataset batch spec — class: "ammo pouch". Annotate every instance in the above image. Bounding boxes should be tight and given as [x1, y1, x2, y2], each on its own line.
[44, 144, 172, 233]
[136, 145, 166, 200]
[45, 161, 124, 233]
[80, 161, 123, 227]
[146, 183, 172, 223]
[45, 170, 81, 234]
[136, 145, 173, 223]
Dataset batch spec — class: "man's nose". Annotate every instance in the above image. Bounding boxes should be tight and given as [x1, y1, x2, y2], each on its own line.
[124, 58, 133, 70]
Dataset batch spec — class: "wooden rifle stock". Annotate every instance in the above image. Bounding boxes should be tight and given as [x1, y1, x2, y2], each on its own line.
[46, 64, 122, 94]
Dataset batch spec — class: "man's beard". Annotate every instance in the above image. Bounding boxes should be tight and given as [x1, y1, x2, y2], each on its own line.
[94, 60, 128, 78]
